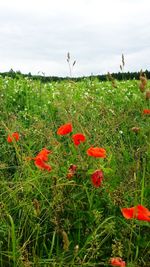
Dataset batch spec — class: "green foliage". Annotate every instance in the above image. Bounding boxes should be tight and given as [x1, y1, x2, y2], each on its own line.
[0, 76, 150, 266]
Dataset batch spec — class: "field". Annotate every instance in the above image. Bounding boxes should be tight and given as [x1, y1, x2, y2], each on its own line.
[0, 75, 150, 267]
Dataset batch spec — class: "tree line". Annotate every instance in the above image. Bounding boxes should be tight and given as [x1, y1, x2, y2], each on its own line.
[0, 69, 150, 82]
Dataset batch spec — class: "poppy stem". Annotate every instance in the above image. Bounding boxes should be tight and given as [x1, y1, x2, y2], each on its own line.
[141, 158, 146, 205]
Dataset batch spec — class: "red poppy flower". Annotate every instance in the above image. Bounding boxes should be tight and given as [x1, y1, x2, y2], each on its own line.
[34, 158, 52, 172]
[57, 123, 72, 135]
[72, 133, 86, 146]
[121, 205, 150, 222]
[7, 132, 19, 143]
[91, 169, 103, 187]
[34, 148, 51, 162]
[143, 109, 150, 114]
[110, 257, 126, 267]
[87, 147, 106, 158]
[67, 164, 77, 179]
[33, 148, 52, 172]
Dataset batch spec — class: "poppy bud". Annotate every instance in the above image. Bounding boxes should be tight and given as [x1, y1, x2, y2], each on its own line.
[131, 127, 140, 133]
[91, 169, 104, 187]
[69, 164, 77, 173]
[67, 164, 77, 179]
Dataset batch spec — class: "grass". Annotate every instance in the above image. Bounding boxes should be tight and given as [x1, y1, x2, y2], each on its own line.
[0, 75, 150, 267]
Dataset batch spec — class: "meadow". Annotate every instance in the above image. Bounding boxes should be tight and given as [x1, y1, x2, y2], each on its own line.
[0, 74, 150, 267]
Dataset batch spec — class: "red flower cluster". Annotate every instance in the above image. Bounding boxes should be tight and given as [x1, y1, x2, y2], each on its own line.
[57, 124, 106, 187]
[8, 124, 107, 185]
[57, 123, 86, 147]
[87, 147, 106, 158]
[7, 132, 19, 143]
[121, 205, 150, 222]
[91, 170, 103, 187]
[33, 148, 52, 172]
[110, 257, 126, 267]
[143, 109, 150, 114]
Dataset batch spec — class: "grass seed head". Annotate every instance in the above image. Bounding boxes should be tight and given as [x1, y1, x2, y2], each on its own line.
[139, 82, 145, 92]
[61, 230, 70, 251]
[32, 199, 40, 216]
[122, 53, 125, 67]
[145, 90, 150, 100]
[140, 75, 147, 86]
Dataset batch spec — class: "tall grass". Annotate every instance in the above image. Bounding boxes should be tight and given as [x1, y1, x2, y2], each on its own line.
[0, 75, 150, 266]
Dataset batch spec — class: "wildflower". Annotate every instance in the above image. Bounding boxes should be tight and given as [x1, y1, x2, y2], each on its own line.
[7, 132, 19, 143]
[91, 169, 103, 187]
[34, 158, 52, 172]
[121, 205, 150, 222]
[34, 148, 51, 161]
[110, 257, 126, 267]
[67, 164, 77, 179]
[57, 123, 72, 135]
[87, 147, 106, 158]
[143, 109, 150, 114]
[72, 133, 86, 146]
[33, 148, 52, 172]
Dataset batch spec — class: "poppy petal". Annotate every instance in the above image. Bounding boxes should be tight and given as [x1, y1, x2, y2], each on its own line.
[110, 257, 126, 266]
[35, 148, 51, 162]
[91, 170, 103, 187]
[7, 135, 13, 143]
[34, 158, 52, 172]
[7, 132, 19, 143]
[57, 123, 72, 135]
[87, 147, 106, 158]
[137, 205, 150, 216]
[121, 207, 135, 219]
[72, 133, 86, 146]
[121, 205, 150, 222]
[12, 132, 19, 141]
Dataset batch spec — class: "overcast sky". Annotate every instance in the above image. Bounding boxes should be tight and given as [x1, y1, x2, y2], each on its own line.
[0, 0, 150, 77]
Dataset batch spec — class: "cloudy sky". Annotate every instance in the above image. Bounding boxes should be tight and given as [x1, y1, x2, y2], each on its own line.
[0, 0, 150, 77]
